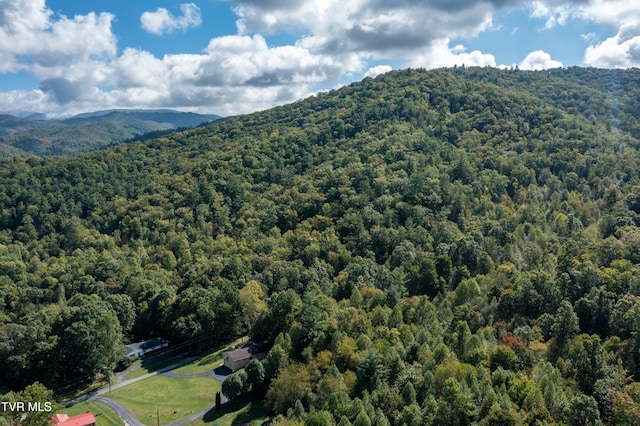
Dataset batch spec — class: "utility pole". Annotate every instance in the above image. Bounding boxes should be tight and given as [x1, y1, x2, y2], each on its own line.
[157, 407, 160, 426]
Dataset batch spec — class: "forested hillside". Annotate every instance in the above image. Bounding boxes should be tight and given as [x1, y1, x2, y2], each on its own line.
[0, 109, 220, 157]
[3, 67, 640, 424]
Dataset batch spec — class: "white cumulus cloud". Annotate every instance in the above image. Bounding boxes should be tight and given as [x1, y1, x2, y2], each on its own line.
[0, 0, 116, 74]
[580, 0, 640, 28]
[21, 33, 355, 117]
[141, 3, 202, 35]
[527, 1, 640, 68]
[7, 0, 640, 117]
[408, 39, 497, 69]
[584, 20, 640, 68]
[519, 50, 563, 70]
[230, 0, 496, 58]
[364, 65, 392, 78]
[530, 1, 576, 29]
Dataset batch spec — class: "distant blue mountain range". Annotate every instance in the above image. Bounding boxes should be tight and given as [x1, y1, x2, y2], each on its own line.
[0, 109, 221, 156]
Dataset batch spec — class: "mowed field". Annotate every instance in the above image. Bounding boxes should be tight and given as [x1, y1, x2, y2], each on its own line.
[63, 401, 123, 426]
[108, 376, 220, 426]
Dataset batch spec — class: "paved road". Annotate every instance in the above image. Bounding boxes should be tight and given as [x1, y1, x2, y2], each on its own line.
[101, 356, 200, 395]
[163, 403, 218, 426]
[65, 356, 229, 426]
[94, 393, 218, 426]
[93, 395, 144, 426]
[64, 357, 198, 407]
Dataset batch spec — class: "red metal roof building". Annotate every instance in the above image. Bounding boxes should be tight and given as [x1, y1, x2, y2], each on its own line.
[51, 412, 97, 426]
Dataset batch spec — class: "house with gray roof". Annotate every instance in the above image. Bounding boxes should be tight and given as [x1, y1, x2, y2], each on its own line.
[124, 337, 168, 358]
[223, 342, 269, 372]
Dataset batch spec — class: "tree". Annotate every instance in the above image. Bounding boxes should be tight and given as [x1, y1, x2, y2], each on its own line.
[0, 382, 57, 426]
[356, 349, 389, 394]
[293, 399, 306, 420]
[263, 290, 302, 340]
[22, 382, 58, 426]
[171, 283, 240, 343]
[373, 409, 391, 426]
[51, 294, 122, 384]
[400, 404, 423, 426]
[611, 389, 640, 425]
[490, 345, 520, 371]
[0, 390, 22, 426]
[299, 284, 335, 352]
[264, 343, 290, 379]
[562, 394, 602, 426]
[402, 382, 417, 405]
[405, 252, 440, 297]
[353, 410, 371, 426]
[215, 391, 222, 410]
[316, 366, 349, 408]
[337, 416, 352, 426]
[435, 378, 477, 426]
[0, 318, 56, 389]
[239, 280, 267, 338]
[245, 359, 266, 393]
[105, 293, 136, 335]
[569, 334, 606, 395]
[483, 403, 519, 426]
[222, 371, 247, 400]
[532, 360, 567, 417]
[265, 363, 311, 415]
[304, 410, 334, 426]
[335, 336, 361, 371]
[454, 278, 480, 306]
[453, 320, 472, 359]
[552, 300, 579, 346]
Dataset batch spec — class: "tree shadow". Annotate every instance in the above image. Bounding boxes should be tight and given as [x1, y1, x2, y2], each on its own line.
[139, 351, 184, 373]
[201, 398, 268, 425]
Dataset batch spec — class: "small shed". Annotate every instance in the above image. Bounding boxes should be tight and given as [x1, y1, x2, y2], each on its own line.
[223, 342, 269, 372]
[124, 337, 168, 358]
[51, 412, 96, 426]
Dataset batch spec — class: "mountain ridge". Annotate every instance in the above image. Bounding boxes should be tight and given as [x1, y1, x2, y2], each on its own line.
[0, 109, 221, 156]
[2, 67, 640, 424]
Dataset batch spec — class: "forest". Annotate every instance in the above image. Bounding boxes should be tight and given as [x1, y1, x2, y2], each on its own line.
[0, 109, 220, 157]
[2, 66, 640, 425]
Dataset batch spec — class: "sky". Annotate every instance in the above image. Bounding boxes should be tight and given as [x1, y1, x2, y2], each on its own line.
[0, 0, 637, 118]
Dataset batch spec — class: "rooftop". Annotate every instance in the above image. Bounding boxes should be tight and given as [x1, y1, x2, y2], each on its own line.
[224, 342, 270, 362]
[51, 412, 96, 426]
[124, 337, 168, 352]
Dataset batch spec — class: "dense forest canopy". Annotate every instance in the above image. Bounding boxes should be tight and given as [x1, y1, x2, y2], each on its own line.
[3, 66, 640, 424]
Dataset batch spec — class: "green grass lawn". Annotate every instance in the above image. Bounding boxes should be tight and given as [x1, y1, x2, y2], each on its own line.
[125, 351, 185, 380]
[188, 398, 269, 426]
[173, 337, 248, 375]
[108, 376, 220, 426]
[63, 401, 123, 426]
